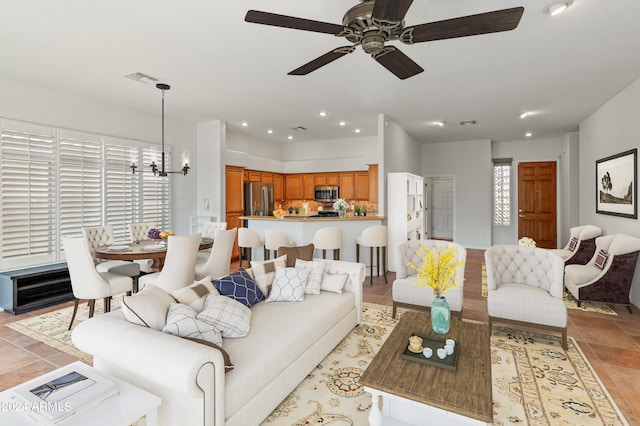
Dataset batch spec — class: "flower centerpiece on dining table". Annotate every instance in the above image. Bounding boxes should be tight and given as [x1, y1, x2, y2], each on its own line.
[406, 243, 465, 334]
[147, 228, 174, 241]
[333, 198, 349, 218]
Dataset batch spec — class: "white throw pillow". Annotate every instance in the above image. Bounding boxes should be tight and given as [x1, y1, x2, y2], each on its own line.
[320, 272, 348, 294]
[250, 255, 287, 296]
[163, 303, 223, 345]
[121, 284, 175, 330]
[171, 275, 218, 313]
[266, 266, 308, 302]
[197, 295, 252, 338]
[295, 259, 325, 295]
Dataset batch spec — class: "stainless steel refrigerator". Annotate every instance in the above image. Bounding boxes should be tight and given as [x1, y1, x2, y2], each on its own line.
[244, 182, 274, 216]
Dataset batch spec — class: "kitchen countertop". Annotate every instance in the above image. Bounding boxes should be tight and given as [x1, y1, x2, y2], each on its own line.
[240, 215, 386, 222]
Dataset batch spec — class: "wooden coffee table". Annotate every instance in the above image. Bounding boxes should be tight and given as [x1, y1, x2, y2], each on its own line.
[360, 311, 492, 425]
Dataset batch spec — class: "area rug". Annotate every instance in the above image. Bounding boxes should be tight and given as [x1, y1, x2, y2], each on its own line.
[7, 303, 628, 425]
[480, 264, 617, 315]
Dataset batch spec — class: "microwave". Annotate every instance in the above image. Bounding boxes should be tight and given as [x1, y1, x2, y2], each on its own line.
[314, 186, 339, 202]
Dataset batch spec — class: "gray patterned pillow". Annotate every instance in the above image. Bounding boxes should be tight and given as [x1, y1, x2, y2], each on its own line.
[266, 266, 308, 302]
[171, 276, 218, 313]
[163, 303, 222, 345]
[197, 295, 252, 338]
[295, 259, 325, 295]
[249, 255, 287, 296]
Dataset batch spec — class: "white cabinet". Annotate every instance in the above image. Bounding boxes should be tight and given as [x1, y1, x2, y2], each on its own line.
[387, 172, 424, 272]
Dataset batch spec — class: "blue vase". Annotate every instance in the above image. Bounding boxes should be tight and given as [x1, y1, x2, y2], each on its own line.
[431, 295, 450, 334]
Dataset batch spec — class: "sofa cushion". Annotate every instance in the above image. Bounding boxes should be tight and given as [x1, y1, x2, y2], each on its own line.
[594, 249, 609, 269]
[320, 272, 348, 294]
[170, 276, 218, 313]
[222, 291, 355, 419]
[488, 283, 567, 328]
[163, 303, 222, 345]
[213, 268, 264, 308]
[197, 295, 252, 338]
[121, 284, 174, 330]
[250, 255, 287, 297]
[295, 259, 324, 295]
[266, 267, 308, 302]
[278, 244, 314, 267]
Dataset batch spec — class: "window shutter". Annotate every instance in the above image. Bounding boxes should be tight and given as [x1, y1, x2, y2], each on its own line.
[106, 138, 142, 242]
[142, 146, 172, 231]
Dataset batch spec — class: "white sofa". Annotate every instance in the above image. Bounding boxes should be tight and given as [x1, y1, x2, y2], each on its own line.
[72, 259, 365, 426]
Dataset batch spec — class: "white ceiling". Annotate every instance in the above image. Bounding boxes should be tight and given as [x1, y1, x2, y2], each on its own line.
[1, 0, 640, 144]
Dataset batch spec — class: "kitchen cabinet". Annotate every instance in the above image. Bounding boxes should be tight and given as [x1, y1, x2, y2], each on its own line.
[339, 173, 355, 200]
[326, 174, 339, 186]
[303, 174, 315, 200]
[368, 164, 378, 203]
[226, 166, 245, 212]
[261, 172, 273, 184]
[274, 174, 284, 202]
[248, 171, 262, 182]
[354, 171, 369, 200]
[314, 174, 326, 186]
[285, 174, 302, 200]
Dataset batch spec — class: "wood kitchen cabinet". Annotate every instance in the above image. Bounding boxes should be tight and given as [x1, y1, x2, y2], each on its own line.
[284, 174, 303, 200]
[261, 172, 273, 184]
[248, 171, 262, 182]
[314, 174, 326, 186]
[302, 174, 315, 200]
[339, 173, 355, 200]
[225, 165, 245, 260]
[368, 164, 378, 203]
[354, 171, 369, 200]
[273, 173, 284, 202]
[326, 174, 339, 186]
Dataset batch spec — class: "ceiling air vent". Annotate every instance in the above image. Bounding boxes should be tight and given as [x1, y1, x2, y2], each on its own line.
[124, 72, 160, 84]
[290, 126, 307, 131]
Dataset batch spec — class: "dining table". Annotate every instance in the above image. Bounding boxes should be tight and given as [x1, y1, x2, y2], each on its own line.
[93, 238, 214, 271]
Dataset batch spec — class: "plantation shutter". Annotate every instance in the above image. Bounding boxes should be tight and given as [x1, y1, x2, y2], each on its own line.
[142, 146, 171, 231]
[106, 138, 142, 242]
[0, 120, 57, 269]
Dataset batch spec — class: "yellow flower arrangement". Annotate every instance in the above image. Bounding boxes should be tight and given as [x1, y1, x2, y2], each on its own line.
[406, 244, 465, 296]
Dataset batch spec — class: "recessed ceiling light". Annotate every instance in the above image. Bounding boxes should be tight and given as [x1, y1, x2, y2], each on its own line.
[519, 112, 533, 119]
[545, 1, 572, 16]
[319, 111, 328, 117]
[354, 128, 361, 133]
[288, 135, 293, 140]
[339, 121, 347, 126]
[460, 120, 477, 126]
[526, 132, 533, 137]
[433, 121, 446, 127]
[267, 129, 273, 134]
[241, 121, 249, 127]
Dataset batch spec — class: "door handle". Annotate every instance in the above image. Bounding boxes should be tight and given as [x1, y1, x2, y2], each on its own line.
[519, 214, 525, 218]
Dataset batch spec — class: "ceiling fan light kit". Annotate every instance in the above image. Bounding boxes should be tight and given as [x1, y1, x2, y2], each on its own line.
[245, 1, 525, 80]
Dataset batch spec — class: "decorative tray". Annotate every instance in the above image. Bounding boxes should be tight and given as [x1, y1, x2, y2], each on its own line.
[400, 333, 459, 371]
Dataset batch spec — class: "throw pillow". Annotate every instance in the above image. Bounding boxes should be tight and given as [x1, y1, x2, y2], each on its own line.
[250, 255, 287, 297]
[198, 295, 252, 338]
[183, 337, 234, 372]
[320, 272, 349, 294]
[568, 237, 578, 251]
[213, 268, 264, 308]
[121, 284, 175, 330]
[278, 244, 314, 267]
[171, 275, 219, 313]
[295, 258, 325, 295]
[594, 249, 609, 269]
[266, 266, 308, 302]
[163, 303, 223, 345]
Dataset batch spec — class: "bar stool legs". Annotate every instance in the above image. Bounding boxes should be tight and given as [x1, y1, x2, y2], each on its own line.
[356, 243, 387, 285]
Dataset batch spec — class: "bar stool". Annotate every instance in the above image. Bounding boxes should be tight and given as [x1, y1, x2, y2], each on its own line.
[356, 225, 388, 285]
[237, 227, 265, 268]
[311, 227, 343, 260]
[264, 229, 294, 260]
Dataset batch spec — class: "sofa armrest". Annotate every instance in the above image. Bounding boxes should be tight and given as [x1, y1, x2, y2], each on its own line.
[72, 310, 227, 425]
[320, 259, 365, 323]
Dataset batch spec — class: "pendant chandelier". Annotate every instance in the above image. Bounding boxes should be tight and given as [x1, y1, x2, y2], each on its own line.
[131, 83, 190, 176]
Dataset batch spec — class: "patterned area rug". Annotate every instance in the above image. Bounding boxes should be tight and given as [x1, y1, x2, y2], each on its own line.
[7, 303, 628, 425]
[481, 264, 617, 315]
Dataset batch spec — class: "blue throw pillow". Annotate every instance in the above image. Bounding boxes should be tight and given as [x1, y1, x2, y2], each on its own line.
[213, 268, 265, 308]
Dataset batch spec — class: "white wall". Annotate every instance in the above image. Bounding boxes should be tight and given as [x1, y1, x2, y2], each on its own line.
[579, 76, 640, 307]
[281, 136, 378, 174]
[491, 137, 564, 245]
[0, 75, 198, 235]
[383, 117, 422, 175]
[422, 140, 492, 248]
[197, 120, 225, 222]
[560, 132, 580, 246]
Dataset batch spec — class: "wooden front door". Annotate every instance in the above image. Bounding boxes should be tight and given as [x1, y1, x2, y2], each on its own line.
[518, 161, 557, 248]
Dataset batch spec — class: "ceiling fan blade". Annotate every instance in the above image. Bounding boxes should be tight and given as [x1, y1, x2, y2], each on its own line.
[401, 7, 524, 44]
[288, 46, 355, 75]
[372, 0, 414, 23]
[245, 10, 347, 35]
[373, 46, 424, 80]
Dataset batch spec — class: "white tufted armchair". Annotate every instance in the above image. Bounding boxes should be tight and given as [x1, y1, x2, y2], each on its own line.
[485, 245, 567, 349]
[392, 239, 466, 319]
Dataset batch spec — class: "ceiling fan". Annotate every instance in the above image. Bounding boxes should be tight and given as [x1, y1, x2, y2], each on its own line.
[245, 0, 524, 80]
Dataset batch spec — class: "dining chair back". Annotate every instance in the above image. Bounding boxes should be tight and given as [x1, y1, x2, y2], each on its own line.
[128, 223, 156, 273]
[138, 233, 201, 292]
[62, 236, 133, 329]
[82, 225, 141, 287]
[195, 228, 237, 280]
[202, 222, 227, 239]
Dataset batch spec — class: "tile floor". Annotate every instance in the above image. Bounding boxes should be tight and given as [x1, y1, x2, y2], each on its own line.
[1, 248, 639, 425]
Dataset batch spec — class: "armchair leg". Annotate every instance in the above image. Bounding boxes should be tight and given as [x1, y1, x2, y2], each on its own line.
[88, 299, 96, 319]
[68, 298, 80, 330]
[562, 328, 568, 350]
[627, 304, 633, 314]
[392, 302, 397, 319]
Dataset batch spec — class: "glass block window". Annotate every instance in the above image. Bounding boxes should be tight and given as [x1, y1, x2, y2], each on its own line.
[493, 158, 512, 226]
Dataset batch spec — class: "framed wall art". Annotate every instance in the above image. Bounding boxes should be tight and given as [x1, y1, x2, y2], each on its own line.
[596, 148, 637, 219]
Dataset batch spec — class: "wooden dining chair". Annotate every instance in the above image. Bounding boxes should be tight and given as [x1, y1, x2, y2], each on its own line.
[138, 233, 201, 292]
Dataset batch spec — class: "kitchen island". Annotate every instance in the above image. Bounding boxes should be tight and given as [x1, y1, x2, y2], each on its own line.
[240, 215, 386, 268]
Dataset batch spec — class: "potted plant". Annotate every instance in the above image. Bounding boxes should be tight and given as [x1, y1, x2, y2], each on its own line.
[361, 205, 367, 216]
[288, 206, 294, 214]
[354, 205, 361, 216]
